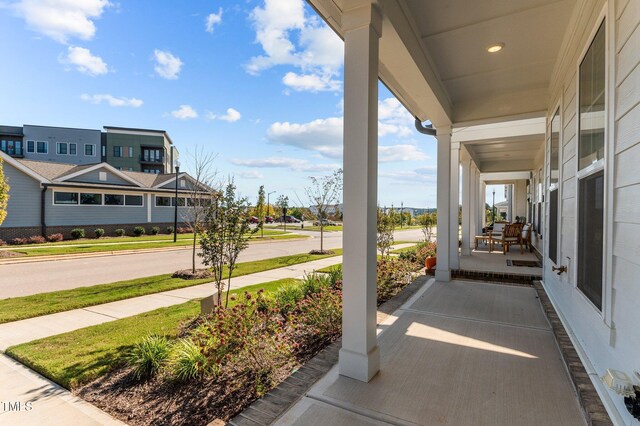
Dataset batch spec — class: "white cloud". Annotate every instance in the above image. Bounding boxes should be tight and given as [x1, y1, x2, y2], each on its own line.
[205, 8, 222, 33]
[231, 157, 339, 173]
[380, 167, 437, 184]
[267, 117, 343, 158]
[80, 94, 142, 107]
[170, 105, 198, 120]
[11, 0, 111, 43]
[207, 108, 241, 123]
[61, 46, 108, 76]
[282, 72, 340, 93]
[379, 145, 429, 163]
[238, 170, 264, 179]
[247, 0, 343, 93]
[153, 49, 183, 80]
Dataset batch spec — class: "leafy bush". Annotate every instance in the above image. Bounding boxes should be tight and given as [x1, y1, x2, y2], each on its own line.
[300, 273, 332, 297]
[27, 235, 46, 244]
[166, 226, 174, 234]
[290, 288, 342, 340]
[46, 233, 64, 242]
[127, 335, 171, 380]
[94, 228, 105, 239]
[172, 338, 211, 381]
[377, 258, 416, 304]
[70, 228, 85, 239]
[274, 283, 305, 317]
[11, 237, 29, 245]
[177, 227, 190, 234]
[416, 241, 437, 266]
[150, 226, 160, 235]
[115, 228, 125, 237]
[0, 239, 5, 246]
[133, 226, 145, 237]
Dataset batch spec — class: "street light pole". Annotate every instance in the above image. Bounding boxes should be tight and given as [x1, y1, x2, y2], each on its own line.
[400, 202, 404, 229]
[173, 162, 180, 243]
[492, 188, 496, 224]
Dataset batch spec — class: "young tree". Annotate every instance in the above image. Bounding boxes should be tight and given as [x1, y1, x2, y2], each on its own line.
[275, 194, 289, 232]
[182, 148, 217, 273]
[0, 157, 9, 226]
[199, 181, 252, 307]
[422, 213, 434, 242]
[377, 207, 395, 258]
[303, 169, 342, 253]
[255, 185, 266, 238]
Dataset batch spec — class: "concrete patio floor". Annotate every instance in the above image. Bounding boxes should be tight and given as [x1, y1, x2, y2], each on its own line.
[459, 245, 542, 276]
[276, 279, 585, 426]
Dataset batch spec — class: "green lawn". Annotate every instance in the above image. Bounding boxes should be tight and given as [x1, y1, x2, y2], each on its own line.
[0, 249, 342, 324]
[3, 230, 304, 257]
[391, 245, 419, 254]
[6, 278, 301, 389]
[301, 225, 343, 232]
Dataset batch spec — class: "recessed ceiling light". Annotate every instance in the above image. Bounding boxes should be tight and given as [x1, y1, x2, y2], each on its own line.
[487, 43, 505, 53]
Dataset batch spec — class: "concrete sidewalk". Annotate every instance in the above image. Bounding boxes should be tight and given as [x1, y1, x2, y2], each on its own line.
[0, 254, 348, 351]
[0, 354, 125, 425]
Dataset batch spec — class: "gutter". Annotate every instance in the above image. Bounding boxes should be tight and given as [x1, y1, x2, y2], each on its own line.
[41, 184, 48, 237]
[415, 117, 437, 136]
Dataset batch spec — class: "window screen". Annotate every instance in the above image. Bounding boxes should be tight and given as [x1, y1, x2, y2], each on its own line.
[577, 171, 604, 310]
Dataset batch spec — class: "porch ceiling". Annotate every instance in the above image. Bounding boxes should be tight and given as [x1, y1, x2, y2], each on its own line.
[466, 136, 544, 172]
[309, 0, 578, 125]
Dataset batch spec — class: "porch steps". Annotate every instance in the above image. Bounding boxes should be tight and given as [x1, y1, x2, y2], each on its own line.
[533, 282, 613, 426]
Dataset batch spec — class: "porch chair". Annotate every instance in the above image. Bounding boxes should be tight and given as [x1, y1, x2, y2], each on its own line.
[521, 223, 533, 252]
[495, 223, 524, 255]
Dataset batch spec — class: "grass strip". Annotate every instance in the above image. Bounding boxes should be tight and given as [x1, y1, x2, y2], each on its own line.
[0, 249, 342, 324]
[5, 278, 301, 389]
[5, 231, 304, 257]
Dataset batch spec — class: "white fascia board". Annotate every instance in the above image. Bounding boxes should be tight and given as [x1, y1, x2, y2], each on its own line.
[0, 151, 49, 183]
[452, 117, 546, 143]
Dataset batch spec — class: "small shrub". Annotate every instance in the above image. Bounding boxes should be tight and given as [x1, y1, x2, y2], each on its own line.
[290, 287, 342, 339]
[300, 273, 332, 297]
[0, 239, 5, 246]
[166, 226, 174, 234]
[133, 226, 146, 237]
[172, 338, 212, 381]
[46, 233, 64, 242]
[150, 226, 160, 235]
[177, 227, 190, 234]
[274, 283, 305, 317]
[70, 228, 85, 239]
[94, 228, 105, 239]
[27, 235, 46, 244]
[11, 237, 29, 245]
[416, 241, 437, 266]
[128, 335, 171, 380]
[115, 228, 126, 237]
[377, 258, 415, 304]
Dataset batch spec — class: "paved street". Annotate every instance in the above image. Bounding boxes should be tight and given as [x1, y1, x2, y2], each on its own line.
[1, 229, 424, 298]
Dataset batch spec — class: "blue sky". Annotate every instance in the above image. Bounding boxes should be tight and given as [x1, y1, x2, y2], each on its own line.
[0, 0, 504, 208]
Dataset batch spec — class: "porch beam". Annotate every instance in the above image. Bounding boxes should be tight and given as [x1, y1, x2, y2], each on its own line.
[339, 2, 382, 383]
[436, 126, 452, 282]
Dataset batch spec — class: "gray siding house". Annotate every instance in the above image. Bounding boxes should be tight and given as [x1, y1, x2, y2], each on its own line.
[0, 151, 209, 240]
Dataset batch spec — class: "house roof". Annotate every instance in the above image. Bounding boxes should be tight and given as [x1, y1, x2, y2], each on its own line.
[10, 157, 200, 191]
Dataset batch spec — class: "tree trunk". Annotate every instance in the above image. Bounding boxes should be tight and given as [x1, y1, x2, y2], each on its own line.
[320, 225, 324, 252]
[192, 233, 197, 273]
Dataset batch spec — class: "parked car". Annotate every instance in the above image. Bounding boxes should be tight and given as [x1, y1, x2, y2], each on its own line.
[278, 215, 301, 223]
[265, 216, 274, 223]
[249, 216, 259, 224]
[313, 219, 336, 226]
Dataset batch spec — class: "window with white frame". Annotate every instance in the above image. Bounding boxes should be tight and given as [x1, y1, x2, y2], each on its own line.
[69, 143, 77, 155]
[27, 140, 35, 153]
[577, 20, 605, 310]
[113, 146, 123, 157]
[156, 196, 171, 207]
[105, 194, 125, 206]
[80, 193, 102, 205]
[548, 109, 560, 265]
[36, 141, 47, 154]
[54, 192, 78, 204]
[57, 142, 68, 155]
[85, 144, 96, 156]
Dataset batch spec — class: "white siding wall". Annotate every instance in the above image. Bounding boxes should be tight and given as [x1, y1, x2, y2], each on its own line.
[542, 0, 640, 423]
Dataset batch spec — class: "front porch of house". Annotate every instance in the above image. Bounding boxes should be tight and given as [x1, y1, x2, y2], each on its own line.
[275, 278, 586, 425]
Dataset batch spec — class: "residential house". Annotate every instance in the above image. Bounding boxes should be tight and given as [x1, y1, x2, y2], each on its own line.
[102, 126, 177, 174]
[0, 152, 207, 241]
[306, 0, 639, 423]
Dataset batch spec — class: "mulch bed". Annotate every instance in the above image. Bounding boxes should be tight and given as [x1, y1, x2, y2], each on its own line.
[171, 269, 214, 280]
[308, 249, 334, 255]
[0, 250, 25, 258]
[77, 332, 338, 426]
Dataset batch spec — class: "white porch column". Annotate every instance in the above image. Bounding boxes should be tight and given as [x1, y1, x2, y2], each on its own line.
[469, 162, 478, 250]
[436, 127, 452, 282]
[461, 153, 471, 256]
[481, 180, 487, 229]
[339, 3, 382, 383]
[450, 142, 460, 269]
[477, 170, 483, 234]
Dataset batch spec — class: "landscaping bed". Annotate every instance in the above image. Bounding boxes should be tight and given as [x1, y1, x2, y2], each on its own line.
[73, 258, 419, 425]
